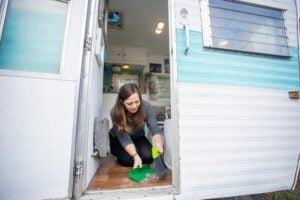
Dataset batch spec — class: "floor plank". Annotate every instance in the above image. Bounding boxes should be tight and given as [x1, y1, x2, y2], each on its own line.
[87, 155, 172, 190]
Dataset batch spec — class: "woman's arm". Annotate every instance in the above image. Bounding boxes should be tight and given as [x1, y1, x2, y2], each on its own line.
[124, 144, 142, 168]
[115, 131, 143, 168]
[143, 101, 164, 153]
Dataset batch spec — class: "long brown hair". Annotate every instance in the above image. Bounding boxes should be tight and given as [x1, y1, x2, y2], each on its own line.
[112, 83, 144, 133]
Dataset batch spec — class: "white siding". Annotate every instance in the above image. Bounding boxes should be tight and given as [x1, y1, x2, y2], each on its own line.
[175, 83, 300, 199]
[174, 0, 299, 47]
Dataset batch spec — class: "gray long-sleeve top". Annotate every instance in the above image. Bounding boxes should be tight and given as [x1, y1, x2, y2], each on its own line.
[109, 100, 161, 148]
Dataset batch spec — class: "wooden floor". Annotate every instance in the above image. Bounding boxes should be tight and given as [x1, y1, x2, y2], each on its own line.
[87, 155, 172, 191]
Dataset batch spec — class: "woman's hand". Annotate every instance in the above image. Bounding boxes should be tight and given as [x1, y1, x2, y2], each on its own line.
[133, 154, 142, 168]
[155, 143, 164, 154]
[124, 144, 142, 168]
[152, 134, 164, 154]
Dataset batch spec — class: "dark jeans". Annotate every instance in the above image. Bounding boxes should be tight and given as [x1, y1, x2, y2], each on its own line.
[109, 134, 153, 167]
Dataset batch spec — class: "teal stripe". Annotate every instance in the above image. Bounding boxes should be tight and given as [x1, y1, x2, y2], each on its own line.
[176, 30, 300, 90]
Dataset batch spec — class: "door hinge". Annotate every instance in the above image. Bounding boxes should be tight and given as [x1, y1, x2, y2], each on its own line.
[74, 161, 83, 180]
[84, 33, 92, 52]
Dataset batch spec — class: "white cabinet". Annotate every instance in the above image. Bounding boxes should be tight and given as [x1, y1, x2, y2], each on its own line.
[106, 45, 146, 65]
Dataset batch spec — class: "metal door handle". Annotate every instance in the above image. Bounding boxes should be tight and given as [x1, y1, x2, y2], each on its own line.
[184, 24, 189, 55]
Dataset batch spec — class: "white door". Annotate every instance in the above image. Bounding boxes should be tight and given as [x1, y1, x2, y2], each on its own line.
[72, 0, 107, 199]
[0, 0, 88, 200]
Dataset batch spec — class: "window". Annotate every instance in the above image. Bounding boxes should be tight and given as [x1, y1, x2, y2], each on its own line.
[0, 0, 8, 40]
[201, 0, 290, 57]
[0, 0, 69, 73]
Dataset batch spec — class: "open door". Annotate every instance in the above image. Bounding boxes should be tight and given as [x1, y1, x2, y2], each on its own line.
[0, 1, 90, 200]
[72, 0, 108, 199]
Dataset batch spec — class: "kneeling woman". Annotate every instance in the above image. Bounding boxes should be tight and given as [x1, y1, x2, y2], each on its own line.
[109, 83, 163, 168]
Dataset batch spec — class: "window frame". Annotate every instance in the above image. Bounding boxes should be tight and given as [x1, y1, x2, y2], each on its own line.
[200, 0, 290, 58]
[0, 0, 8, 41]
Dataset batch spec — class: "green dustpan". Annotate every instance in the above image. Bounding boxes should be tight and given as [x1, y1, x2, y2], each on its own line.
[128, 164, 155, 182]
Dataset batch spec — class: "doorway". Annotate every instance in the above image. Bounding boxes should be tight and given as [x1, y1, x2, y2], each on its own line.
[87, 0, 172, 192]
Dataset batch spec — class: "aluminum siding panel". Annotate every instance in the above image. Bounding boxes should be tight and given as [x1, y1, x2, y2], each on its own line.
[176, 84, 300, 199]
[173, 0, 300, 199]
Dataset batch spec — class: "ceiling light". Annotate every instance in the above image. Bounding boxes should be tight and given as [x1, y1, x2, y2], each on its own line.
[155, 29, 163, 34]
[156, 21, 165, 29]
[155, 21, 165, 34]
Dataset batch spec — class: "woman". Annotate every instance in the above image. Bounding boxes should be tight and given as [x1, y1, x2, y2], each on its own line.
[109, 83, 163, 168]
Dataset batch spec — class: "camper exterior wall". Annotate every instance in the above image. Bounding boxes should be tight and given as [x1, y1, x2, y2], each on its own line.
[174, 0, 300, 199]
[176, 84, 300, 199]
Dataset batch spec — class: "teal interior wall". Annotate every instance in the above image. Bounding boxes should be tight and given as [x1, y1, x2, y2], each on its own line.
[176, 30, 300, 90]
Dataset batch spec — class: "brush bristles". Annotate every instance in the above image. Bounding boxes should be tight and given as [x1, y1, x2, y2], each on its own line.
[154, 157, 167, 178]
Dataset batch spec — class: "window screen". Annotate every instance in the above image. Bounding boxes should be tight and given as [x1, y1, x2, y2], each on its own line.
[201, 0, 290, 57]
[0, 0, 68, 73]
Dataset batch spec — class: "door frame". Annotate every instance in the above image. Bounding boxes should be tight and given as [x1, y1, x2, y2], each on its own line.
[74, 0, 181, 198]
[168, 0, 180, 194]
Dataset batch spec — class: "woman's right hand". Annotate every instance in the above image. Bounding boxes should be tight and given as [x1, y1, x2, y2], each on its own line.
[133, 154, 142, 168]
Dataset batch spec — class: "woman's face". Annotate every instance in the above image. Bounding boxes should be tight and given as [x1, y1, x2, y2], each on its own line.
[123, 92, 140, 113]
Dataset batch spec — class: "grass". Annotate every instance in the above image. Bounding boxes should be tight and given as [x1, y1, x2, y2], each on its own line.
[255, 175, 300, 200]
[271, 187, 300, 200]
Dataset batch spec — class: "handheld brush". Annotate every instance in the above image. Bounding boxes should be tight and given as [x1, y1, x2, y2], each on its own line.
[152, 146, 167, 178]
